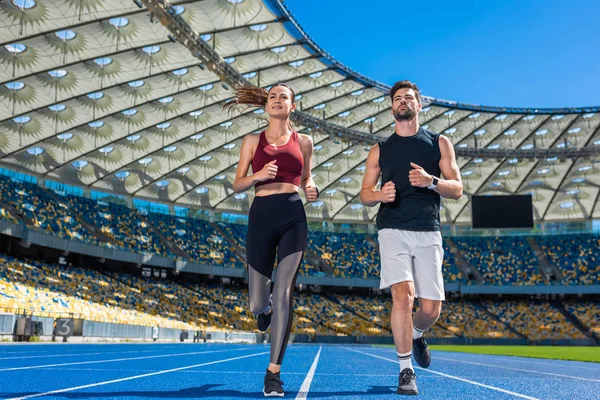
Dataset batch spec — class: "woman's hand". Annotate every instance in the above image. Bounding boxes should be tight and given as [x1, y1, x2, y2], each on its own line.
[304, 184, 318, 202]
[255, 160, 278, 182]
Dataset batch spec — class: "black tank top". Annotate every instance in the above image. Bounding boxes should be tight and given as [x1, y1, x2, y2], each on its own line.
[376, 127, 442, 231]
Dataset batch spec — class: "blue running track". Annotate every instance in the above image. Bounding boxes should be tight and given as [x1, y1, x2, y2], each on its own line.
[0, 343, 598, 399]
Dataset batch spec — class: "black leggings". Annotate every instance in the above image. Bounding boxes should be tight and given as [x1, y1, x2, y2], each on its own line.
[246, 192, 308, 365]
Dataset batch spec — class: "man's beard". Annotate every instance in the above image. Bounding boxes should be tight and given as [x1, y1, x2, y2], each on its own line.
[393, 108, 416, 122]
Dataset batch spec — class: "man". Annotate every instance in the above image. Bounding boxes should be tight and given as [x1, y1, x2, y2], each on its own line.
[360, 80, 463, 395]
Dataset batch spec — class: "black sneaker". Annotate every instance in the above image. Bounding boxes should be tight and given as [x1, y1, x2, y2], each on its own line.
[413, 337, 431, 368]
[257, 306, 273, 332]
[263, 369, 284, 397]
[397, 368, 418, 395]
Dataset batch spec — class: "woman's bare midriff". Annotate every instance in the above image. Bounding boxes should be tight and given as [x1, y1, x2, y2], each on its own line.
[254, 182, 299, 197]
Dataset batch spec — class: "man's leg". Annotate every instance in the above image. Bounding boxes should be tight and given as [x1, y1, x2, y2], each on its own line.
[379, 229, 419, 395]
[390, 281, 415, 357]
[411, 299, 441, 369]
[411, 231, 445, 369]
[413, 299, 442, 334]
[390, 281, 419, 395]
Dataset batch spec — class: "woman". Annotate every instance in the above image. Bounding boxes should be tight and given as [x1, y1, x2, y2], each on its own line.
[225, 83, 318, 397]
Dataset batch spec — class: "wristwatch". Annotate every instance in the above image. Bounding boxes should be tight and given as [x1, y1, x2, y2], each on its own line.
[427, 176, 439, 190]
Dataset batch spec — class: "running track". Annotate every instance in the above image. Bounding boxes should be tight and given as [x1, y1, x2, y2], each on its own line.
[1, 343, 598, 399]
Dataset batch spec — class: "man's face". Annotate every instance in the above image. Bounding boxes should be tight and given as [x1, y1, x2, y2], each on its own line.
[391, 88, 421, 122]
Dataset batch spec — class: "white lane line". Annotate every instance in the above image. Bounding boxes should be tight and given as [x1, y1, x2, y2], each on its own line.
[26, 367, 405, 377]
[6, 350, 270, 400]
[0, 349, 167, 360]
[0, 348, 251, 372]
[434, 356, 600, 382]
[509, 358, 600, 371]
[345, 348, 541, 400]
[296, 346, 323, 400]
[15, 368, 559, 380]
[434, 351, 600, 371]
[0, 345, 213, 357]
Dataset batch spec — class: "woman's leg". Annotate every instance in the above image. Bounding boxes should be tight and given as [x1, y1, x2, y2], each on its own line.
[246, 199, 277, 320]
[247, 265, 273, 315]
[269, 250, 303, 370]
[269, 216, 308, 370]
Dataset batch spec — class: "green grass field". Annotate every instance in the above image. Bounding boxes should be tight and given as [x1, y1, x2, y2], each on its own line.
[430, 345, 600, 363]
[375, 345, 600, 363]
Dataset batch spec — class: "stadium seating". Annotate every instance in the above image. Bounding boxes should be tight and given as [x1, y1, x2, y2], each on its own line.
[1, 252, 594, 341]
[217, 222, 247, 254]
[327, 293, 396, 336]
[564, 300, 600, 336]
[538, 234, 600, 285]
[454, 236, 543, 285]
[0, 253, 258, 331]
[309, 231, 379, 279]
[0, 177, 98, 245]
[150, 213, 244, 268]
[482, 300, 586, 340]
[0, 254, 192, 329]
[0, 206, 18, 224]
[1, 178, 599, 286]
[440, 301, 519, 339]
[0, 253, 345, 335]
[63, 195, 173, 257]
[294, 293, 378, 336]
[333, 294, 519, 339]
[442, 241, 463, 282]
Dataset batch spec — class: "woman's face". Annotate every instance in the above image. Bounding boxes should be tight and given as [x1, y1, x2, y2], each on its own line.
[266, 85, 296, 119]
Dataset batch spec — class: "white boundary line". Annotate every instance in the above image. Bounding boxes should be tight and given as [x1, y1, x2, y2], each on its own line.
[27, 367, 409, 377]
[345, 348, 541, 400]
[433, 351, 600, 371]
[296, 346, 323, 400]
[6, 350, 269, 400]
[0, 349, 168, 361]
[434, 356, 600, 382]
[0, 348, 251, 372]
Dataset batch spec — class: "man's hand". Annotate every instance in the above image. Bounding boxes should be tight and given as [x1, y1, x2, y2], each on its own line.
[379, 181, 396, 203]
[409, 163, 433, 188]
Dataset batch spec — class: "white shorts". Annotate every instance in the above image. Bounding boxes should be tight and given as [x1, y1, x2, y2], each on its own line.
[378, 229, 445, 301]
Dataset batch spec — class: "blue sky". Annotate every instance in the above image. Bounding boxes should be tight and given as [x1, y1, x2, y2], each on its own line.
[284, 0, 600, 109]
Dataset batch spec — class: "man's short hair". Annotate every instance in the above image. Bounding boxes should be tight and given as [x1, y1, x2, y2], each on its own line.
[389, 80, 421, 104]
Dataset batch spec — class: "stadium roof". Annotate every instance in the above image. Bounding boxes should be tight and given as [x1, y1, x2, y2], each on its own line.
[1, 0, 599, 224]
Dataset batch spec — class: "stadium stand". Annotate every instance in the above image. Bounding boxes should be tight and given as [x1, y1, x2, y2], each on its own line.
[481, 300, 587, 340]
[538, 234, 600, 285]
[62, 195, 173, 257]
[1, 179, 598, 286]
[150, 213, 244, 267]
[564, 300, 600, 336]
[2, 251, 593, 342]
[0, 178, 98, 245]
[453, 236, 544, 285]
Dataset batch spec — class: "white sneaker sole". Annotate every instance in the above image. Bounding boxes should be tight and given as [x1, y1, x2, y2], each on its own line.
[263, 389, 285, 397]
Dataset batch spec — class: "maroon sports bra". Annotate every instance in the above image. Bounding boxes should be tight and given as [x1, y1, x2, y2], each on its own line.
[252, 131, 304, 188]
